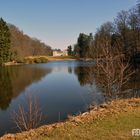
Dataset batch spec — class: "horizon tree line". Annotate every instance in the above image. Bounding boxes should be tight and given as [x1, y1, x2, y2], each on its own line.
[67, 2, 140, 63]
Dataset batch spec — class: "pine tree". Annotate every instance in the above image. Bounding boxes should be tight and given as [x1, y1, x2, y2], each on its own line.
[0, 18, 11, 65]
[67, 45, 72, 56]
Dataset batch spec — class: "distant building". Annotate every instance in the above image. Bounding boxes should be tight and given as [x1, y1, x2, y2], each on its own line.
[53, 50, 68, 56]
[63, 50, 68, 56]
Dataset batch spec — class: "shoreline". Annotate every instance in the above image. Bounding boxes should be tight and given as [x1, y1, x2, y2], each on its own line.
[3, 56, 97, 66]
[3, 56, 79, 66]
[1, 97, 140, 140]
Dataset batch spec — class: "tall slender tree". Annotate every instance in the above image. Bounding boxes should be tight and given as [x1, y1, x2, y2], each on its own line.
[0, 18, 11, 65]
[67, 45, 72, 56]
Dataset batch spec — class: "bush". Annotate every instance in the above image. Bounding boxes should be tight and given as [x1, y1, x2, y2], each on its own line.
[12, 96, 43, 131]
[16, 57, 25, 63]
[15, 56, 48, 64]
[24, 58, 34, 64]
[34, 58, 42, 63]
[38, 57, 48, 63]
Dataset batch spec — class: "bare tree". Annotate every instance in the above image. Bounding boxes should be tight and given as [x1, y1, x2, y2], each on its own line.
[12, 95, 43, 131]
[95, 43, 134, 99]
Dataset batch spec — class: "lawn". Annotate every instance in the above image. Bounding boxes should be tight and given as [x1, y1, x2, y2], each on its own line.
[40, 108, 140, 140]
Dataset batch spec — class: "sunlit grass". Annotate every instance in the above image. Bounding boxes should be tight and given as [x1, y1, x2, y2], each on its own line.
[1, 98, 140, 140]
[46, 56, 78, 60]
[39, 109, 140, 140]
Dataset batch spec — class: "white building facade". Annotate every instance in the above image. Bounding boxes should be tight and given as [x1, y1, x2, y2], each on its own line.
[53, 50, 68, 56]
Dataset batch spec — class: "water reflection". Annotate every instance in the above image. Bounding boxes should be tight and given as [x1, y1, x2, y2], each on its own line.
[74, 64, 140, 99]
[0, 67, 13, 110]
[0, 62, 139, 111]
[0, 65, 51, 110]
[123, 69, 140, 98]
[68, 67, 73, 74]
[74, 66, 94, 86]
[0, 61, 139, 136]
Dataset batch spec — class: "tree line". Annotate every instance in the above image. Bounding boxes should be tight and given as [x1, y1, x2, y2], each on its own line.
[0, 18, 52, 65]
[68, 2, 140, 63]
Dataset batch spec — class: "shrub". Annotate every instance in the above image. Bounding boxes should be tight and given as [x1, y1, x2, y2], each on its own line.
[34, 58, 42, 63]
[38, 57, 48, 63]
[24, 58, 34, 64]
[12, 96, 43, 131]
[16, 57, 25, 63]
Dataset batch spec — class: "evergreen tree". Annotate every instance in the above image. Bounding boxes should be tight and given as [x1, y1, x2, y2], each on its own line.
[67, 45, 72, 56]
[0, 18, 11, 65]
[76, 33, 93, 58]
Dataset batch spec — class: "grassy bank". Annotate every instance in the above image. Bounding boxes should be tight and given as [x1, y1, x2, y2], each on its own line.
[1, 98, 140, 140]
[4, 56, 78, 66]
[46, 56, 78, 61]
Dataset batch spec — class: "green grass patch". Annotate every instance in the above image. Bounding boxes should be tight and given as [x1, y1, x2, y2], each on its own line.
[38, 108, 140, 140]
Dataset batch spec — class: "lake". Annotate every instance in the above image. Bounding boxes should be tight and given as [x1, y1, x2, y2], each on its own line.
[0, 60, 104, 136]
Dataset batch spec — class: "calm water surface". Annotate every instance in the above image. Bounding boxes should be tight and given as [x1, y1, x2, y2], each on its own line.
[0, 60, 104, 136]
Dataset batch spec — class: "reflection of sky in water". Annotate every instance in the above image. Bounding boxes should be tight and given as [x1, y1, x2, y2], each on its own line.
[0, 61, 103, 136]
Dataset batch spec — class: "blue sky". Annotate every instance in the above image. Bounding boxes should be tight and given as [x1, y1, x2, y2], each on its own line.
[0, 0, 137, 49]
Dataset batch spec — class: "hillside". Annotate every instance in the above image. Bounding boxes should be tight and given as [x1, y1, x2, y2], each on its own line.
[8, 24, 52, 58]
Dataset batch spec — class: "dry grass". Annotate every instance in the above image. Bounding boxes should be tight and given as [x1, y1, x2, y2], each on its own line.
[26, 56, 77, 60]
[46, 56, 78, 61]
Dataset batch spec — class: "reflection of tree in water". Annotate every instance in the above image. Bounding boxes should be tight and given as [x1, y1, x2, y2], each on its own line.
[0, 67, 13, 110]
[74, 65, 104, 105]
[74, 66, 94, 86]
[68, 67, 73, 74]
[92, 66, 140, 100]
[0, 66, 52, 110]
[123, 69, 140, 98]
[74, 64, 140, 99]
